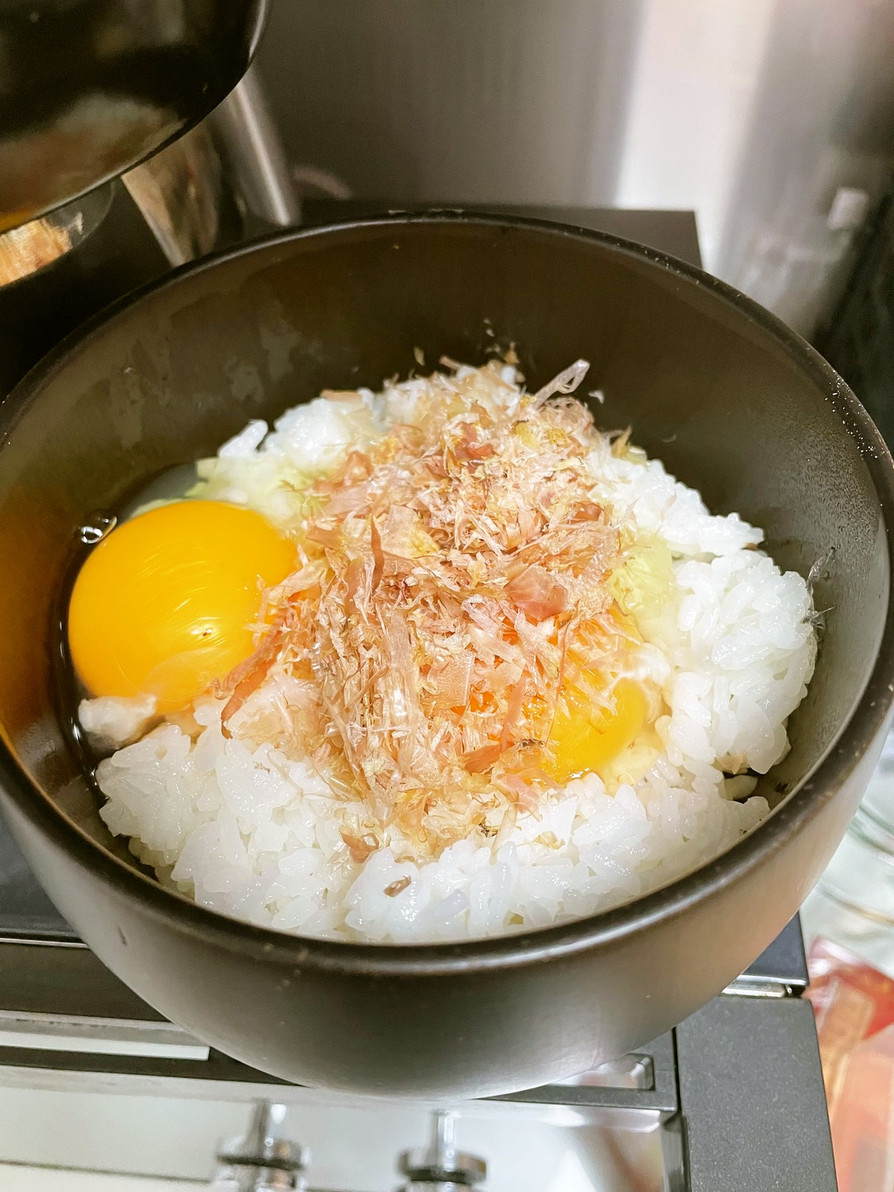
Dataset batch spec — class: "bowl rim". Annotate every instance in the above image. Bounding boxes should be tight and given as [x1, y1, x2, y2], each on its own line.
[2, 209, 894, 976]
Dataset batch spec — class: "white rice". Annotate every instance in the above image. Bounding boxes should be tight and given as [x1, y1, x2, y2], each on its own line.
[85, 366, 817, 943]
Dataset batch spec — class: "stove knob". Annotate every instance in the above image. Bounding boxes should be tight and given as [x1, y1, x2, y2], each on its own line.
[212, 1101, 308, 1191]
[397, 1111, 487, 1190]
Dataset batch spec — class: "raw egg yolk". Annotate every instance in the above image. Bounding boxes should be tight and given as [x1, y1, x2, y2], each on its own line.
[68, 500, 295, 713]
[539, 606, 654, 785]
[544, 675, 650, 785]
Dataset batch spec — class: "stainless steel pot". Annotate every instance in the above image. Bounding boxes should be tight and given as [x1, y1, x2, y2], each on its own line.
[0, 214, 892, 1098]
[0, 0, 267, 227]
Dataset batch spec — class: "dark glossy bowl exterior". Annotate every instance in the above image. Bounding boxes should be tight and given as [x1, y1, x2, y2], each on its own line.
[1, 216, 893, 1099]
[0, 0, 267, 226]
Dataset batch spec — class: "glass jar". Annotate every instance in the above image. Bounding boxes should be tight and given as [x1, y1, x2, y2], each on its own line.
[802, 727, 894, 977]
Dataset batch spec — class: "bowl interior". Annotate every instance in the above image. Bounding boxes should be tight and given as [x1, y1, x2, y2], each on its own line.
[0, 218, 889, 906]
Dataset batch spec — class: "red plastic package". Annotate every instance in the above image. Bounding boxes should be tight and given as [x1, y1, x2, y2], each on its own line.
[807, 936, 894, 1190]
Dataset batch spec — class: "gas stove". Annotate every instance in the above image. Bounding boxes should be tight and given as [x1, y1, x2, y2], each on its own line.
[0, 208, 837, 1191]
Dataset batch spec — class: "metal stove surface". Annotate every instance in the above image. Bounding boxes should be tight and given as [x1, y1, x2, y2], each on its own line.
[0, 208, 836, 1190]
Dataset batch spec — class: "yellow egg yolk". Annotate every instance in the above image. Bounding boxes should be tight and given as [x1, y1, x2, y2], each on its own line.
[537, 606, 657, 785]
[544, 675, 650, 785]
[68, 500, 296, 713]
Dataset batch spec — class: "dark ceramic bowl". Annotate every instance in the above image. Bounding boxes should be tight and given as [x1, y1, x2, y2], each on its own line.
[0, 215, 892, 1098]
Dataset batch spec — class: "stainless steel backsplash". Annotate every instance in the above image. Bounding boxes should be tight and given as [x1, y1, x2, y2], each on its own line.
[254, 0, 894, 336]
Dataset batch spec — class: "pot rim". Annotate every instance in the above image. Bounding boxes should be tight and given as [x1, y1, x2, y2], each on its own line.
[2, 210, 893, 976]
